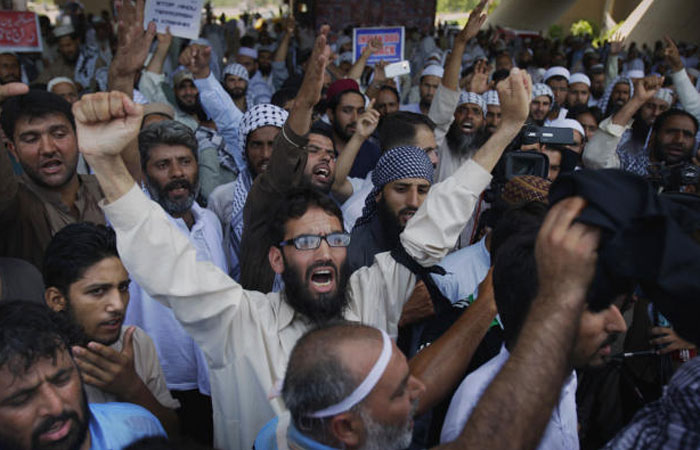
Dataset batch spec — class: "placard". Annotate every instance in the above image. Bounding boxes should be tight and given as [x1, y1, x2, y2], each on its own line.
[0, 11, 43, 53]
[352, 26, 404, 65]
[144, 0, 203, 40]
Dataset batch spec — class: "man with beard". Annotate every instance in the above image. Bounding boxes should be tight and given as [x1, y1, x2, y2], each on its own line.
[42, 223, 180, 436]
[0, 52, 22, 84]
[584, 76, 667, 176]
[483, 89, 501, 137]
[441, 212, 627, 447]
[0, 301, 166, 450]
[48, 77, 80, 105]
[427, 1, 489, 183]
[587, 64, 606, 107]
[401, 65, 444, 116]
[599, 76, 633, 120]
[71, 13, 530, 447]
[235, 47, 274, 105]
[36, 25, 105, 92]
[529, 83, 554, 126]
[172, 70, 208, 131]
[221, 62, 252, 113]
[0, 87, 109, 269]
[543, 66, 569, 121]
[326, 79, 381, 179]
[648, 109, 699, 167]
[566, 73, 591, 109]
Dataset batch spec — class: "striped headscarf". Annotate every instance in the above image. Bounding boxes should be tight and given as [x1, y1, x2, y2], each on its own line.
[599, 76, 634, 116]
[458, 91, 487, 117]
[354, 146, 434, 228]
[236, 104, 288, 158]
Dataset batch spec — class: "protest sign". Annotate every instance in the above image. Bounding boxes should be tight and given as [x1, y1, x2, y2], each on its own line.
[144, 0, 203, 40]
[352, 26, 404, 65]
[0, 11, 43, 53]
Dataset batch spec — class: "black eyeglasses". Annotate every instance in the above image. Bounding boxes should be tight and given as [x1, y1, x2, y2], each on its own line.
[279, 232, 351, 250]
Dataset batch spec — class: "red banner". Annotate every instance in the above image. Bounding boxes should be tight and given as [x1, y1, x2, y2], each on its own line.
[0, 11, 43, 52]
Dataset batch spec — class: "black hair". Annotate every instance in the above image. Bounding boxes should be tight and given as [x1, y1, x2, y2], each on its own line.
[491, 68, 510, 84]
[377, 84, 400, 103]
[566, 104, 599, 124]
[309, 120, 335, 148]
[652, 108, 699, 136]
[0, 89, 75, 140]
[326, 89, 363, 115]
[269, 188, 343, 246]
[0, 301, 83, 377]
[491, 203, 547, 349]
[43, 223, 119, 295]
[271, 87, 298, 109]
[138, 120, 199, 170]
[378, 111, 436, 153]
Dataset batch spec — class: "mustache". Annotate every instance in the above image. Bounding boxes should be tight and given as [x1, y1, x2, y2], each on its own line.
[399, 207, 418, 216]
[305, 259, 338, 280]
[33, 411, 78, 439]
[163, 179, 193, 193]
[599, 333, 619, 351]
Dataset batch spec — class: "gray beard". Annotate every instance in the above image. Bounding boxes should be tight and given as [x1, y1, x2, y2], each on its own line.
[146, 177, 200, 216]
[357, 402, 415, 450]
[446, 121, 484, 160]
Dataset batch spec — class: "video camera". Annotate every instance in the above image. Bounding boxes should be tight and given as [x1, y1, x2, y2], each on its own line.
[499, 124, 577, 180]
[648, 162, 700, 192]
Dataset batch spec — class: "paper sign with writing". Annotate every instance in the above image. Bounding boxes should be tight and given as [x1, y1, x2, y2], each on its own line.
[144, 0, 203, 40]
[0, 11, 43, 52]
[352, 26, 404, 65]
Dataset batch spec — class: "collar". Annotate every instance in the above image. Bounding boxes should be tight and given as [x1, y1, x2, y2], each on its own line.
[21, 173, 85, 214]
[287, 421, 339, 450]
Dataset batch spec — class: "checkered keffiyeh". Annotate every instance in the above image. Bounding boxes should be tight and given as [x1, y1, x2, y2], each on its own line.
[501, 175, 551, 205]
[599, 76, 634, 115]
[532, 83, 554, 101]
[236, 104, 288, 157]
[483, 90, 500, 106]
[354, 146, 434, 228]
[222, 63, 250, 82]
[458, 91, 487, 117]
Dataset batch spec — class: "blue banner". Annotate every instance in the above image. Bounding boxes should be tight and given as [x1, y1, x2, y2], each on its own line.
[352, 26, 405, 65]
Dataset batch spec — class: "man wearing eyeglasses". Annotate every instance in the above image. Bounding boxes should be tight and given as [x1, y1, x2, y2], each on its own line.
[70, 16, 532, 444]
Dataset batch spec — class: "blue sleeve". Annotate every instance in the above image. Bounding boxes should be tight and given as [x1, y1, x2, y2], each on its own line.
[88, 402, 166, 450]
[194, 72, 244, 153]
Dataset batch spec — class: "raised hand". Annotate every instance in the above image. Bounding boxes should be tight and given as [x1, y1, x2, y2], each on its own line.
[0, 82, 28, 103]
[664, 35, 684, 72]
[179, 44, 212, 79]
[535, 197, 600, 300]
[609, 32, 625, 56]
[633, 75, 664, 102]
[295, 32, 331, 109]
[364, 36, 383, 56]
[156, 28, 173, 50]
[456, 0, 488, 45]
[468, 59, 489, 94]
[73, 91, 143, 159]
[650, 326, 697, 355]
[111, 0, 156, 80]
[72, 326, 142, 399]
[496, 67, 531, 129]
[355, 99, 380, 139]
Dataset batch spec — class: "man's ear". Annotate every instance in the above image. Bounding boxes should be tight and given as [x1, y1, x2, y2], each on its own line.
[375, 190, 382, 203]
[45, 287, 68, 312]
[329, 412, 363, 448]
[269, 246, 285, 274]
[6, 141, 18, 161]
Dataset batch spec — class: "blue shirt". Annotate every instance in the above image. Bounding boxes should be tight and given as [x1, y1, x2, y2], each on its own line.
[89, 402, 166, 449]
[255, 413, 338, 450]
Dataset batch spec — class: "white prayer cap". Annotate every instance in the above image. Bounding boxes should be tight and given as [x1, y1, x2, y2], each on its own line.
[54, 24, 75, 38]
[532, 83, 554, 101]
[47, 77, 76, 92]
[238, 46, 258, 59]
[626, 69, 645, 79]
[421, 64, 444, 79]
[654, 87, 674, 105]
[257, 44, 276, 54]
[548, 117, 585, 139]
[222, 63, 249, 82]
[569, 73, 591, 87]
[458, 91, 487, 116]
[544, 66, 570, 82]
[482, 89, 500, 106]
[426, 50, 443, 63]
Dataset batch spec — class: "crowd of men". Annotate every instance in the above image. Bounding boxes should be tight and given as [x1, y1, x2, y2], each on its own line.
[1, 0, 700, 448]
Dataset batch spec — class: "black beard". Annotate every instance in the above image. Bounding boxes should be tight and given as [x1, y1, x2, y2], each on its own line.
[419, 98, 432, 112]
[332, 117, 354, 143]
[376, 196, 404, 248]
[0, 387, 90, 450]
[281, 256, 350, 325]
[175, 96, 207, 122]
[631, 113, 651, 146]
[227, 87, 247, 101]
[259, 64, 272, 76]
[146, 176, 200, 216]
[446, 121, 487, 159]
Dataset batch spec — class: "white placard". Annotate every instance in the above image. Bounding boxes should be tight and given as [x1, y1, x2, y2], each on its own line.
[144, 0, 203, 40]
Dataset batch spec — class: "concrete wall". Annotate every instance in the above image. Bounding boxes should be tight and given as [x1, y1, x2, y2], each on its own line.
[621, 0, 700, 47]
[485, 0, 578, 33]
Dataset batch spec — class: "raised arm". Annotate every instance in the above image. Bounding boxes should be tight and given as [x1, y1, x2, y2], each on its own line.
[439, 198, 599, 450]
[346, 37, 382, 82]
[146, 30, 173, 75]
[331, 100, 380, 202]
[442, 0, 487, 91]
[666, 36, 700, 121]
[403, 67, 530, 267]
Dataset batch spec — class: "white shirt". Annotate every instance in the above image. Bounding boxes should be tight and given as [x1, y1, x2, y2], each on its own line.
[441, 345, 579, 449]
[102, 159, 492, 450]
[125, 200, 227, 394]
[341, 172, 374, 231]
[400, 102, 423, 114]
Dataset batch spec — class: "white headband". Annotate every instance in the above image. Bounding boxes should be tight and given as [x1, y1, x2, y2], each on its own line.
[307, 329, 392, 418]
